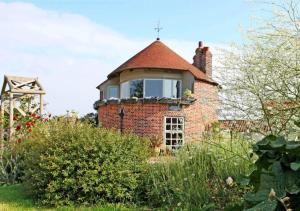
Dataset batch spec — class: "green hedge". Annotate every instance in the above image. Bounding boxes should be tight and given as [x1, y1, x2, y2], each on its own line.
[19, 119, 150, 207]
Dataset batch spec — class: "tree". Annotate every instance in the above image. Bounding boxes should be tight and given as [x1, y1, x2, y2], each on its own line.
[80, 112, 98, 126]
[219, 0, 300, 136]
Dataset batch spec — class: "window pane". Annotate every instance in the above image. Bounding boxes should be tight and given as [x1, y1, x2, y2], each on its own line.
[163, 80, 181, 98]
[166, 139, 170, 145]
[108, 86, 118, 98]
[130, 80, 143, 98]
[172, 80, 181, 98]
[121, 82, 130, 98]
[145, 80, 163, 98]
[166, 125, 171, 130]
[163, 79, 172, 98]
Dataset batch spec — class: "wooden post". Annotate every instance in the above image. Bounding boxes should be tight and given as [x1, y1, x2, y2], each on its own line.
[0, 96, 4, 158]
[0, 95, 4, 141]
[40, 94, 43, 116]
[0, 96, 3, 160]
[9, 92, 14, 141]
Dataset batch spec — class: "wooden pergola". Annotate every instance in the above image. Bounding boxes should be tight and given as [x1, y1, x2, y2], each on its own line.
[0, 75, 45, 140]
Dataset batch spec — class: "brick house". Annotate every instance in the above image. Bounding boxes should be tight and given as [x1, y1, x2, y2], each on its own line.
[94, 39, 219, 150]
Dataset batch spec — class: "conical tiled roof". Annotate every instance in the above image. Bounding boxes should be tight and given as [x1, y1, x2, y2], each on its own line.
[107, 40, 216, 84]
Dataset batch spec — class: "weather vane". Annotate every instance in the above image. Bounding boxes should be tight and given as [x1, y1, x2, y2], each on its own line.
[154, 21, 162, 40]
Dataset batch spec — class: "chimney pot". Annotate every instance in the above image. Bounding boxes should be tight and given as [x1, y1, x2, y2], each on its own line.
[199, 41, 203, 47]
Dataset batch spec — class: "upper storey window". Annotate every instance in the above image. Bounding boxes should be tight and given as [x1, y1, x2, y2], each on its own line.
[107, 86, 119, 99]
[120, 79, 181, 99]
[130, 80, 144, 98]
[145, 79, 163, 98]
[163, 79, 181, 98]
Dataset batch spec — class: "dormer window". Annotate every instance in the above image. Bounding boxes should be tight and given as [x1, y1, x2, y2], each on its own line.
[120, 79, 181, 99]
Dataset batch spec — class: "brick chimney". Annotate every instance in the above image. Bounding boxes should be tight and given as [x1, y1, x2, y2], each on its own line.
[193, 41, 212, 79]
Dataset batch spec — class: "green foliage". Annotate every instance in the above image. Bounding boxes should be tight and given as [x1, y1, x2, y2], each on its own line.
[80, 113, 98, 126]
[19, 119, 150, 207]
[183, 88, 193, 98]
[0, 112, 47, 185]
[0, 141, 21, 185]
[139, 134, 254, 210]
[0, 184, 139, 210]
[244, 133, 300, 210]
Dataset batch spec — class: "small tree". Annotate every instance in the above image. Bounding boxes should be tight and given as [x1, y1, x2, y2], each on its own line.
[219, 0, 300, 136]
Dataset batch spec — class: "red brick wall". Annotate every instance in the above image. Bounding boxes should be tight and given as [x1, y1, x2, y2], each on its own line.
[98, 80, 218, 142]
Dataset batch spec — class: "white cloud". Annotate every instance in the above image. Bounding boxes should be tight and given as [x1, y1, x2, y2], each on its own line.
[0, 2, 224, 115]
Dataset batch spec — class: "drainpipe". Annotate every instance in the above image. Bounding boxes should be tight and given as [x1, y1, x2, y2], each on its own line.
[118, 108, 125, 133]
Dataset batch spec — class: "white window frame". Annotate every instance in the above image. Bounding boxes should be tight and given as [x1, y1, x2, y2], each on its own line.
[107, 85, 119, 99]
[164, 116, 185, 150]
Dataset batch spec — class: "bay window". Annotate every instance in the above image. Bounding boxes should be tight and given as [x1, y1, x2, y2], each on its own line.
[120, 79, 181, 99]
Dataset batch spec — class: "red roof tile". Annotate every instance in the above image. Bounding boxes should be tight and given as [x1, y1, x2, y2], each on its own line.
[107, 40, 217, 84]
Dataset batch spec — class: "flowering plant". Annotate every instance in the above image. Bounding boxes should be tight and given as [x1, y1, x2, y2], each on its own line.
[13, 112, 50, 143]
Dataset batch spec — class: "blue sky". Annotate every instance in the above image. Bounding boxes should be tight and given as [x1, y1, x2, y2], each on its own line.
[2, 0, 261, 43]
[0, 0, 265, 115]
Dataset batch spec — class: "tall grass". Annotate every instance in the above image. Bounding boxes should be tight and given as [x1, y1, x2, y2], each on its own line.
[140, 132, 254, 210]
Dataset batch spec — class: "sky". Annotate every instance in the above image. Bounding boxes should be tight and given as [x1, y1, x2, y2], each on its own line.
[0, 0, 266, 116]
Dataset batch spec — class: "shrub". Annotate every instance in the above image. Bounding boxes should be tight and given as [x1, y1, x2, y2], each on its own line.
[19, 119, 150, 207]
[243, 134, 300, 210]
[139, 134, 254, 210]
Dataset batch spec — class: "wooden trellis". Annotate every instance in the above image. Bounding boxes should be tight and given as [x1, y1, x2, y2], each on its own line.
[0, 75, 45, 140]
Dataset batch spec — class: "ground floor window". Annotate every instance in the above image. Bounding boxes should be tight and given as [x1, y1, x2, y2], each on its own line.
[164, 117, 184, 150]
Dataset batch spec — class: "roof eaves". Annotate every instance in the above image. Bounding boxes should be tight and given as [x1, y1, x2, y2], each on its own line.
[96, 79, 109, 89]
[195, 78, 219, 86]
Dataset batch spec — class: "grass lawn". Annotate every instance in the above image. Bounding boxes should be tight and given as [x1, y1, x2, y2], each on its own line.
[0, 185, 132, 211]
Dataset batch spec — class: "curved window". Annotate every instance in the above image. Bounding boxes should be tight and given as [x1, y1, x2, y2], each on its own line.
[120, 79, 181, 99]
[145, 79, 163, 98]
[107, 86, 119, 99]
[130, 80, 143, 98]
